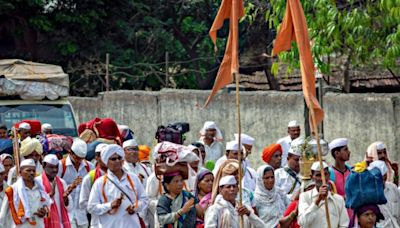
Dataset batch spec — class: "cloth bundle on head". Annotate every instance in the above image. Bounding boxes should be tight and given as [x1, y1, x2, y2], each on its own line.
[101, 144, 125, 164]
[122, 139, 138, 148]
[138, 145, 150, 161]
[288, 120, 300, 128]
[329, 138, 348, 151]
[234, 133, 255, 146]
[311, 161, 329, 171]
[152, 141, 186, 160]
[20, 137, 43, 156]
[366, 141, 394, 182]
[288, 137, 304, 156]
[262, 144, 282, 163]
[20, 159, 36, 168]
[43, 154, 59, 166]
[226, 140, 243, 151]
[368, 160, 388, 176]
[166, 146, 199, 166]
[199, 121, 223, 142]
[18, 122, 31, 130]
[95, 143, 108, 153]
[219, 175, 236, 186]
[41, 123, 52, 132]
[71, 138, 87, 158]
[79, 117, 123, 145]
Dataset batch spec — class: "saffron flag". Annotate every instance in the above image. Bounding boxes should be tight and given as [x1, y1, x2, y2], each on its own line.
[203, 0, 244, 108]
[272, 0, 324, 129]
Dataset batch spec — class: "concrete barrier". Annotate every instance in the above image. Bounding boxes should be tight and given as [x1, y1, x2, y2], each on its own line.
[69, 90, 400, 166]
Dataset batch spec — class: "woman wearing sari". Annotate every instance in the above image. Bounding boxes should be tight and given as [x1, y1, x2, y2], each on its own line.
[195, 169, 214, 227]
[254, 164, 290, 227]
[157, 172, 197, 228]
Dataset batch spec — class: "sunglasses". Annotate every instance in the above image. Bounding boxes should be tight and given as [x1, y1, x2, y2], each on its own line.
[110, 156, 123, 161]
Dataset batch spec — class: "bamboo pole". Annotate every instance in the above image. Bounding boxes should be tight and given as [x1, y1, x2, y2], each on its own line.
[234, 72, 244, 228]
[12, 127, 20, 175]
[308, 102, 332, 228]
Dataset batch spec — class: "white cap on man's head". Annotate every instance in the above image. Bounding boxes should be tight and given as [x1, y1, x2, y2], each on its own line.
[101, 144, 125, 164]
[43, 154, 59, 166]
[19, 122, 31, 130]
[368, 160, 388, 176]
[328, 138, 348, 151]
[20, 159, 36, 168]
[234, 134, 255, 146]
[288, 120, 300, 128]
[95, 143, 108, 153]
[288, 137, 304, 156]
[219, 175, 237, 186]
[41, 123, 53, 131]
[71, 138, 87, 158]
[226, 140, 242, 151]
[123, 139, 138, 148]
[311, 161, 329, 171]
[376, 142, 386, 150]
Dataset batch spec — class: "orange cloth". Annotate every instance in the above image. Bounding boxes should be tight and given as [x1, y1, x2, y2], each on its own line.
[262, 144, 282, 163]
[203, 0, 244, 107]
[138, 145, 150, 161]
[272, 0, 324, 130]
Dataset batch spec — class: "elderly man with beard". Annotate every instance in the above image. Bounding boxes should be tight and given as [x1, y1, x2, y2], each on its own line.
[277, 120, 301, 167]
[298, 161, 349, 228]
[199, 121, 224, 163]
[0, 159, 51, 228]
[204, 175, 264, 228]
[36, 154, 72, 228]
[87, 144, 149, 228]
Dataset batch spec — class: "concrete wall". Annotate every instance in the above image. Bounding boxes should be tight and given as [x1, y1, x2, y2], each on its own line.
[69, 90, 400, 167]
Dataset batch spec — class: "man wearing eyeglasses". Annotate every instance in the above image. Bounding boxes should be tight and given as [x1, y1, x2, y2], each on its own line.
[122, 139, 151, 189]
[87, 144, 149, 228]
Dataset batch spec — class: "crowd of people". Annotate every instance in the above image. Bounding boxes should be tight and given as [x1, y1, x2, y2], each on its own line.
[0, 119, 398, 228]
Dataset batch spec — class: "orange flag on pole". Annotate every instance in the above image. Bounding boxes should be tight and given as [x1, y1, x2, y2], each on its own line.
[272, 0, 324, 128]
[203, 0, 244, 108]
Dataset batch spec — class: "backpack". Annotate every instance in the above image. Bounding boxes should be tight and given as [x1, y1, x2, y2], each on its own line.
[345, 168, 387, 209]
[61, 157, 90, 178]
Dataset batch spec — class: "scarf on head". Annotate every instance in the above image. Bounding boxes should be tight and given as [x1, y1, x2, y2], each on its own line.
[41, 172, 71, 228]
[365, 142, 394, 182]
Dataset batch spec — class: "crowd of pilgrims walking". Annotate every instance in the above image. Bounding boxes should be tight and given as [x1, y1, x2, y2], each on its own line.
[0, 119, 398, 228]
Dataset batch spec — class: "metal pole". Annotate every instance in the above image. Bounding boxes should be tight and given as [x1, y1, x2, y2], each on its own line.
[105, 53, 110, 91]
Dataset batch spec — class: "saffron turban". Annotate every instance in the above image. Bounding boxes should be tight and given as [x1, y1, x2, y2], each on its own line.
[138, 145, 150, 161]
[261, 144, 282, 163]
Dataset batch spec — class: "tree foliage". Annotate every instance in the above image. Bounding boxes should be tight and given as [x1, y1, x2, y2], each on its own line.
[265, 0, 400, 81]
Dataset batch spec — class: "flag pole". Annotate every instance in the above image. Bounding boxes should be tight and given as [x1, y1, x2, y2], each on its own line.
[234, 72, 244, 228]
[308, 100, 332, 228]
[12, 127, 21, 175]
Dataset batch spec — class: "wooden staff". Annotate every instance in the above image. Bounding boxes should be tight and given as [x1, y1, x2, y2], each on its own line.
[308, 100, 332, 228]
[12, 127, 21, 175]
[234, 72, 244, 228]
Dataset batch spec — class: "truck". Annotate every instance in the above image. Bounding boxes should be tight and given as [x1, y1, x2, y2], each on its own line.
[0, 59, 78, 137]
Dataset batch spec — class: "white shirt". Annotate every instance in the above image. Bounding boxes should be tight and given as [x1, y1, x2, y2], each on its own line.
[201, 139, 224, 163]
[377, 182, 400, 228]
[79, 168, 105, 228]
[213, 156, 257, 192]
[123, 161, 151, 189]
[0, 182, 11, 228]
[277, 135, 292, 167]
[57, 155, 94, 226]
[275, 166, 301, 200]
[0, 182, 48, 228]
[7, 162, 43, 185]
[35, 175, 73, 228]
[204, 195, 265, 228]
[298, 188, 349, 228]
[87, 170, 149, 228]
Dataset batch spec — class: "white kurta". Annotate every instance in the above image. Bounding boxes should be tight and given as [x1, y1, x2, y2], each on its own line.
[0, 183, 49, 228]
[79, 169, 105, 228]
[274, 166, 301, 200]
[123, 161, 151, 189]
[0, 181, 11, 228]
[57, 156, 94, 226]
[35, 175, 73, 228]
[377, 182, 400, 228]
[87, 170, 149, 228]
[204, 196, 265, 228]
[298, 188, 349, 228]
[145, 173, 162, 228]
[7, 162, 43, 185]
[277, 135, 292, 167]
[201, 139, 224, 163]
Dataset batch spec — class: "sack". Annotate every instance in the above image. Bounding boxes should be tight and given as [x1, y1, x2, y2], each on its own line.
[155, 125, 183, 144]
[345, 168, 387, 209]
